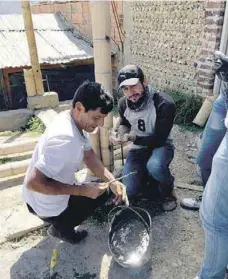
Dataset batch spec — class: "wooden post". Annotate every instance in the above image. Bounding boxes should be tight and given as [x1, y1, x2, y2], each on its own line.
[91, 1, 113, 170]
[193, 96, 215, 127]
[21, 0, 44, 96]
[23, 68, 36, 97]
[2, 69, 12, 107]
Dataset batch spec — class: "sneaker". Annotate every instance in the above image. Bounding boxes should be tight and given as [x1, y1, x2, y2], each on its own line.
[180, 196, 202, 211]
[162, 195, 177, 211]
[47, 225, 88, 244]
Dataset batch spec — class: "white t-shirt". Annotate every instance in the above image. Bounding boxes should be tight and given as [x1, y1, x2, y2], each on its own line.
[22, 111, 92, 217]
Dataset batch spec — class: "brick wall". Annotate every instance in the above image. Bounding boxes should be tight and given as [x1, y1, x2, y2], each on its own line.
[124, 1, 226, 96]
[31, 1, 124, 50]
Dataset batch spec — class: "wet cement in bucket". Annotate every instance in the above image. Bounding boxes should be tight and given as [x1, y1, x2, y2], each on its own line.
[110, 219, 150, 266]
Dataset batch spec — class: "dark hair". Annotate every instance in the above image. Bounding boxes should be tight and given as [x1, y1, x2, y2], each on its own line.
[72, 81, 114, 114]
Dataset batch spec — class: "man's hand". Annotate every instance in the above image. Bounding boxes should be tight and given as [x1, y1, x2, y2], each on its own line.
[126, 133, 136, 142]
[109, 181, 129, 206]
[109, 130, 128, 145]
[109, 131, 136, 145]
[80, 182, 109, 199]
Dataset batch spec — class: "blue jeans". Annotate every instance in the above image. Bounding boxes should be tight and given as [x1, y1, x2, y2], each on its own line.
[196, 93, 227, 186]
[199, 131, 228, 279]
[122, 142, 174, 200]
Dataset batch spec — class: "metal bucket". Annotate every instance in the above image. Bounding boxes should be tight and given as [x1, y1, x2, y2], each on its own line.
[108, 206, 152, 268]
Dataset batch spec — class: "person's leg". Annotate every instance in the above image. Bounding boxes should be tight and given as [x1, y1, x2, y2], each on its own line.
[122, 148, 149, 201]
[181, 93, 227, 210]
[198, 226, 228, 279]
[197, 94, 227, 185]
[197, 132, 228, 278]
[32, 191, 110, 244]
[49, 191, 110, 232]
[146, 142, 176, 210]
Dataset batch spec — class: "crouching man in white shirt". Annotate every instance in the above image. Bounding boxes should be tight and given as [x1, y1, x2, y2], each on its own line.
[23, 81, 128, 244]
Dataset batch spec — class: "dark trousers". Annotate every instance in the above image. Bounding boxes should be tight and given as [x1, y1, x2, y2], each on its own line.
[27, 191, 109, 233]
[122, 143, 175, 200]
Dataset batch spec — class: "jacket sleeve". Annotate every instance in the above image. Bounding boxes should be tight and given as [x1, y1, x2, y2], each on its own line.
[133, 92, 175, 149]
[118, 97, 131, 128]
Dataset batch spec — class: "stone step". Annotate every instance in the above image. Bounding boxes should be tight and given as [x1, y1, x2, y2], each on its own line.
[0, 185, 46, 244]
[0, 159, 30, 179]
[0, 138, 38, 156]
[0, 173, 25, 190]
[0, 150, 33, 163]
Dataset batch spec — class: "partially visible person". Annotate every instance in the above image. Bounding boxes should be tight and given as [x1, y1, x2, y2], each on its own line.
[194, 51, 228, 278]
[23, 81, 128, 244]
[181, 52, 228, 211]
[110, 65, 176, 211]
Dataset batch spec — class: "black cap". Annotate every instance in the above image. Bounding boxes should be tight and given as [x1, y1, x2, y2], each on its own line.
[117, 65, 144, 89]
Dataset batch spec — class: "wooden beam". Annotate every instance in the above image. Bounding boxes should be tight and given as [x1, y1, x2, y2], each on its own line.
[2, 69, 12, 107]
[21, 0, 44, 96]
[23, 68, 36, 97]
[91, 1, 113, 169]
[175, 182, 204, 192]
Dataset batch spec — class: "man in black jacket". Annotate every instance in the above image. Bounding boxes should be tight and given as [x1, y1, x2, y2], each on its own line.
[111, 65, 176, 211]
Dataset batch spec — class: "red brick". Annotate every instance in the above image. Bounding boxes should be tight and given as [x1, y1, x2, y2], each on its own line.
[198, 83, 214, 90]
[115, 1, 123, 15]
[48, 4, 55, 13]
[199, 64, 213, 71]
[75, 2, 83, 14]
[197, 77, 214, 84]
[53, 3, 64, 12]
[39, 4, 51, 13]
[206, 10, 224, 16]
[206, 1, 225, 10]
[31, 5, 41, 14]
[204, 26, 223, 34]
[198, 70, 214, 78]
[74, 12, 84, 25]
[66, 3, 73, 13]
[82, 1, 89, 15]
[205, 17, 224, 26]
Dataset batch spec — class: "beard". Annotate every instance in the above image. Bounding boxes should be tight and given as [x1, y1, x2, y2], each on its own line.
[127, 85, 149, 111]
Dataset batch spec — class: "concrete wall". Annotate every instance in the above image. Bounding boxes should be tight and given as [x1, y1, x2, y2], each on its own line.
[123, 0, 225, 96]
[0, 100, 71, 132]
[0, 109, 33, 132]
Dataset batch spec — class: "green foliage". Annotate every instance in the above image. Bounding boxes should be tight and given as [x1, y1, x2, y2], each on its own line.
[169, 91, 203, 125]
[0, 157, 10, 164]
[24, 116, 45, 134]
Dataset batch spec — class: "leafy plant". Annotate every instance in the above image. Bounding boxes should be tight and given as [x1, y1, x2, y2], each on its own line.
[24, 116, 45, 134]
[169, 91, 203, 125]
[0, 157, 11, 164]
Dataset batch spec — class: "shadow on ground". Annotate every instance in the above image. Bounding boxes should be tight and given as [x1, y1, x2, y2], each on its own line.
[9, 191, 203, 279]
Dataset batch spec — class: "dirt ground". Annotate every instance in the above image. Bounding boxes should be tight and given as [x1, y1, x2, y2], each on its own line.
[0, 125, 205, 279]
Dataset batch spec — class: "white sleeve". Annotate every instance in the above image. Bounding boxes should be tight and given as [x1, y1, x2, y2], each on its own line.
[35, 136, 71, 179]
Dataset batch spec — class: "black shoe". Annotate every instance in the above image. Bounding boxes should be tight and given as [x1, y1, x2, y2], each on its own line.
[47, 225, 88, 244]
[162, 195, 177, 211]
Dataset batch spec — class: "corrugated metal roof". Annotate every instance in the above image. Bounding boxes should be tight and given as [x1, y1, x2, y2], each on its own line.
[0, 12, 94, 69]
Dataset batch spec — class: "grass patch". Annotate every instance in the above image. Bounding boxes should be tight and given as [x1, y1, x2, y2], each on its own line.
[0, 157, 11, 164]
[178, 123, 203, 133]
[22, 116, 45, 134]
[169, 91, 203, 126]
